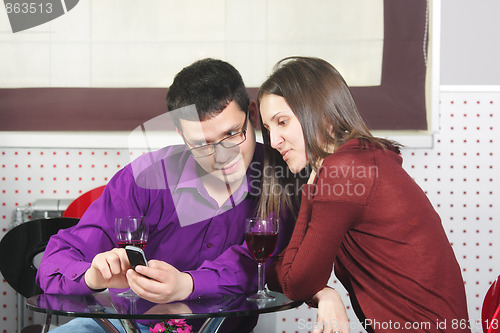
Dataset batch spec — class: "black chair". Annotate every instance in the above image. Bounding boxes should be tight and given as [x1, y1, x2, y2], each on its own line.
[0, 217, 79, 333]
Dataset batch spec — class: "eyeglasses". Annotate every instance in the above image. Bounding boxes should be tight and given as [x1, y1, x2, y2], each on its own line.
[183, 110, 248, 158]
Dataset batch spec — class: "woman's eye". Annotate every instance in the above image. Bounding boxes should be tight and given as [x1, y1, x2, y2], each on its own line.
[278, 119, 287, 126]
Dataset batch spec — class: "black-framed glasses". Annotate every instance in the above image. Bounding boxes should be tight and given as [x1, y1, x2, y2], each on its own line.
[184, 110, 248, 158]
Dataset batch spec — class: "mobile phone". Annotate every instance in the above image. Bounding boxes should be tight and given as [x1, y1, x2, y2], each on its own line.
[125, 245, 148, 269]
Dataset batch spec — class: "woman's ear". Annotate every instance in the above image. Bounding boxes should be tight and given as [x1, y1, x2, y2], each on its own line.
[327, 124, 334, 135]
[248, 100, 261, 128]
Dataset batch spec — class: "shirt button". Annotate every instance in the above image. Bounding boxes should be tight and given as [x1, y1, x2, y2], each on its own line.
[72, 273, 77, 278]
[54, 268, 59, 272]
[206, 243, 213, 248]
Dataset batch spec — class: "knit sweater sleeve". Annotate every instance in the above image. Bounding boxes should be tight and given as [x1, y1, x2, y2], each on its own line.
[278, 183, 364, 301]
[265, 189, 313, 294]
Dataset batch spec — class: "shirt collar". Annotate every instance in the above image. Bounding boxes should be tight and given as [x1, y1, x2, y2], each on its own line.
[174, 154, 205, 192]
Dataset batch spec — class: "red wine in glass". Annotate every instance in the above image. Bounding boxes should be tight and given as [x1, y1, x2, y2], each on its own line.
[115, 216, 149, 248]
[115, 216, 148, 297]
[246, 232, 278, 263]
[117, 240, 147, 250]
[245, 217, 279, 301]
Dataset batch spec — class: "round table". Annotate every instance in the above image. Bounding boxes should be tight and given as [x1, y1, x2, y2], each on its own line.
[27, 290, 302, 333]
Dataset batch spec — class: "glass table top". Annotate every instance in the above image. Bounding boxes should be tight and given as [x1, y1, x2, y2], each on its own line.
[27, 290, 302, 320]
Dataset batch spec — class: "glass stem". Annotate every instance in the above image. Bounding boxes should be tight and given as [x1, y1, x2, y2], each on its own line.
[257, 262, 265, 293]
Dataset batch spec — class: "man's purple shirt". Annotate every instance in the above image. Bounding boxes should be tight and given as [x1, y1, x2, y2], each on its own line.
[36, 143, 294, 299]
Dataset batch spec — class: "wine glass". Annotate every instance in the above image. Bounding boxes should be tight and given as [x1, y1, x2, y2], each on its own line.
[116, 216, 148, 250]
[115, 216, 149, 297]
[245, 217, 279, 301]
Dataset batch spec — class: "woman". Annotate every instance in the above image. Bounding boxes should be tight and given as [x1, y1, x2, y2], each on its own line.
[258, 57, 470, 333]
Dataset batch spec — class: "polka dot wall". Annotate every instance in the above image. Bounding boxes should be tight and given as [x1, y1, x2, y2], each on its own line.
[0, 92, 498, 332]
[0, 148, 133, 332]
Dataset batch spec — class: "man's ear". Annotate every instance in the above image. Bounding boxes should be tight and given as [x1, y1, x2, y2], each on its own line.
[248, 100, 261, 127]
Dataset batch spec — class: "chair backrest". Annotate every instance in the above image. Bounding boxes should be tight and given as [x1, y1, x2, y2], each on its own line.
[62, 185, 105, 218]
[0, 217, 79, 298]
[482, 275, 500, 333]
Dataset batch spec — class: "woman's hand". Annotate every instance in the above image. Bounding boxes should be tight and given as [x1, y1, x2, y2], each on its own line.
[312, 287, 349, 333]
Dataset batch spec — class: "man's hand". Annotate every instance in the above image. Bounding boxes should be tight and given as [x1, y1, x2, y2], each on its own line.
[126, 260, 194, 303]
[312, 287, 349, 333]
[84, 248, 131, 291]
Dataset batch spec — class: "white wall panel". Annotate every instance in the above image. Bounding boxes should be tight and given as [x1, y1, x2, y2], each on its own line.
[0, 1, 384, 88]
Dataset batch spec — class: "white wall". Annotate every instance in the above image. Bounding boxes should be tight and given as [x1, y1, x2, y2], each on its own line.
[440, 0, 500, 85]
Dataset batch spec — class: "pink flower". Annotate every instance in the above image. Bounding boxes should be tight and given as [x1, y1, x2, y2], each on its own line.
[151, 319, 191, 333]
[176, 325, 192, 333]
[167, 319, 187, 327]
[150, 322, 166, 333]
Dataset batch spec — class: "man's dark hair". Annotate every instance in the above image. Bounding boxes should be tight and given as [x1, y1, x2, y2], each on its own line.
[166, 58, 249, 126]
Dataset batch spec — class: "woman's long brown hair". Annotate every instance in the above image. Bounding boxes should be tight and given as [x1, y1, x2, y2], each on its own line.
[257, 56, 400, 219]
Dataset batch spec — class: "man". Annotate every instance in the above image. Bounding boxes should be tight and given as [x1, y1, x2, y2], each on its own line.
[37, 59, 295, 332]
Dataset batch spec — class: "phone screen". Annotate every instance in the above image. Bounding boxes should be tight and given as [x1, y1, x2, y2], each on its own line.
[125, 246, 148, 269]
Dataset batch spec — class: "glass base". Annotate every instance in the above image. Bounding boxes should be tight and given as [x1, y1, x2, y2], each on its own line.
[246, 289, 275, 301]
[116, 288, 138, 298]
